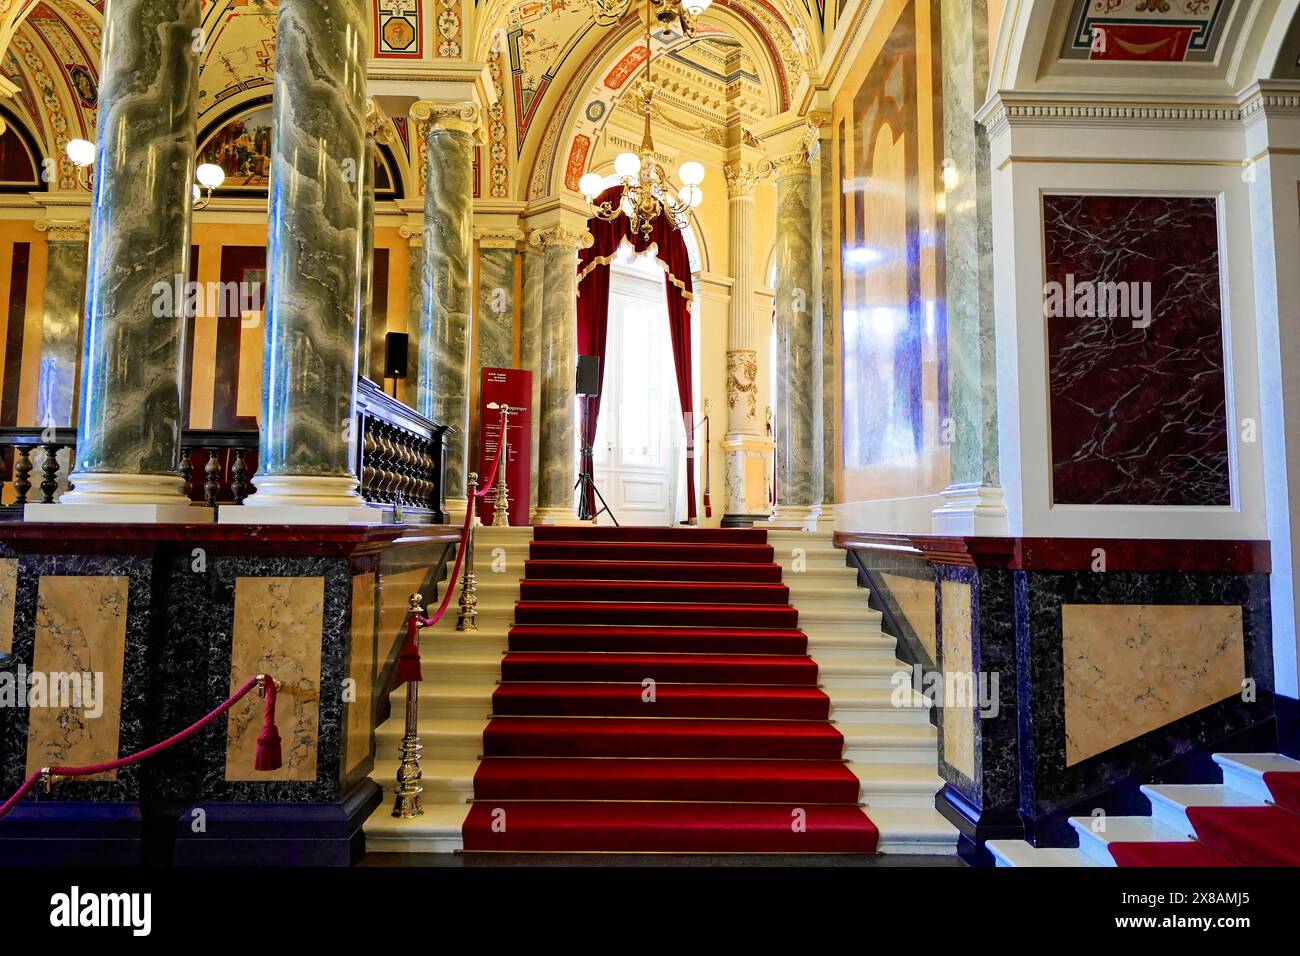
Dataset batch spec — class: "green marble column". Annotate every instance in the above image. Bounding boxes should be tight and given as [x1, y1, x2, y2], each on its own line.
[34, 221, 88, 428]
[235, 0, 370, 521]
[358, 130, 377, 382]
[770, 151, 824, 529]
[934, 0, 1005, 533]
[519, 244, 544, 517]
[53, 0, 201, 521]
[401, 226, 423, 399]
[476, 234, 518, 371]
[816, 127, 837, 509]
[529, 223, 589, 524]
[412, 101, 478, 513]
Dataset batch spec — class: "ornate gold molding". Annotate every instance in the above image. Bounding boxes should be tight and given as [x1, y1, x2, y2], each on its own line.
[724, 160, 772, 198]
[365, 98, 398, 145]
[475, 226, 524, 249]
[528, 224, 592, 251]
[410, 100, 484, 141]
[35, 219, 88, 243]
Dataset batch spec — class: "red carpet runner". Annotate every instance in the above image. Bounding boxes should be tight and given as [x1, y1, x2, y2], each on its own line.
[1108, 773, 1300, 866]
[461, 525, 880, 853]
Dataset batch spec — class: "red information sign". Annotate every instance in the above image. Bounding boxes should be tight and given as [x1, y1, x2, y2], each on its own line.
[477, 367, 533, 526]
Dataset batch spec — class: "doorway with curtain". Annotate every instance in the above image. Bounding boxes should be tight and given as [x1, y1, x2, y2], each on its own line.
[577, 184, 701, 527]
[591, 246, 681, 525]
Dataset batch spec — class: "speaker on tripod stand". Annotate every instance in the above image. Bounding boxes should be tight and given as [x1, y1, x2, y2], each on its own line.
[574, 355, 617, 525]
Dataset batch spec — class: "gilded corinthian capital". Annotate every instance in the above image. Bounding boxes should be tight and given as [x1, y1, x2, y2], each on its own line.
[410, 100, 484, 140]
[724, 160, 772, 198]
[528, 224, 593, 250]
[365, 98, 398, 145]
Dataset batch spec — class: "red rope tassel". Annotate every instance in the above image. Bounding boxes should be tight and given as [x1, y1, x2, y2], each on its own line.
[253, 676, 282, 772]
[394, 615, 423, 685]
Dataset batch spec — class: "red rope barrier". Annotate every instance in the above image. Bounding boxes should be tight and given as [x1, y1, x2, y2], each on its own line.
[395, 412, 508, 686]
[0, 673, 281, 821]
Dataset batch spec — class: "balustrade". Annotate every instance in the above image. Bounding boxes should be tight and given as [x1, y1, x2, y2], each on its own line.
[0, 379, 449, 522]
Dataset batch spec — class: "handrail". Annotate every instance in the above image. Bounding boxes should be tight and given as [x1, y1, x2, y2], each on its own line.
[0, 673, 282, 821]
[389, 406, 508, 819]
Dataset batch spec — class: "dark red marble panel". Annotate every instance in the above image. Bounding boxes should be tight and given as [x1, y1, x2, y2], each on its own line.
[1043, 194, 1230, 506]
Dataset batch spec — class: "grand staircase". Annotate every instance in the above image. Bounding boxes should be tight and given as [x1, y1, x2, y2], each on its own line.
[989, 753, 1300, 866]
[365, 525, 958, 855]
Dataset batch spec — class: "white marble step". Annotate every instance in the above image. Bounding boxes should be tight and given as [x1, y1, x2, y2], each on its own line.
[363, 799, 470, 853]
[986, 840, 1101, 867]
[818, 658, 912, 690]
[1141, 783, 1266, 837]
[373, 716, 490, 760]
[1213, 752, 1300, 805]
[828, 687, 932, 724]
[1068, 815, 1192, 866]
[850, 761, 944, 809]
[870, 807, 960, 854]
[807, 632, 898, 659]
[796, 606, 884, 629]
[838, 721, 939, 764]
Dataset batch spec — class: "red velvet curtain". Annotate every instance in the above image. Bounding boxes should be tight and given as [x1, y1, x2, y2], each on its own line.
[577, 185, 697, 523]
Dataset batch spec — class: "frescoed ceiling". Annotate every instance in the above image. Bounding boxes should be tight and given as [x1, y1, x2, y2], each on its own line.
[0, 0, 811, 202]
[1059, 0, 1235, 64]
[198, 0, 277, 120]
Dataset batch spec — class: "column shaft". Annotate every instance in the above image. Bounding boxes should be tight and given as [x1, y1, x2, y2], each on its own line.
[414, 104, 476, 508]
[35, 222, 88, 427]
[237, 0, 369, 519]
[55, 0, 201, 519]
[771, 156, 824, 526]
[358, 133, 377, 382]
[529, 225, 587, 523]
[476, 241, 517, 371]
[519, 246, 544, 517]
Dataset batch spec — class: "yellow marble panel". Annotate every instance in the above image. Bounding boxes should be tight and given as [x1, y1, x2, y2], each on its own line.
[1062, 604, 1246, 767]
[0, 557, 17, 653]
[226, 576, 324, 782]
[940, 578, 975, 781]
[25, 575, 128, 780]
[345, 572, 377, 777]
[882, 571, 937, 661]
[378, 566, 431, 664]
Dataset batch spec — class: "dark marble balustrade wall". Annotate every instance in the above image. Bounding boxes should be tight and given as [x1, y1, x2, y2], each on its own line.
[844, 534, 1276, 861]
[0, 525, 455, 866]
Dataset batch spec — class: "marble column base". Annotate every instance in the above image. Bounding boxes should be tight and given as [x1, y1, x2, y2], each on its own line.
[722, 433, 774, 526]
[222, 475, 379, 525]
[444, 494, 470, 527]
[931, 482, 1008, 535]
[532, 505, 583, 526]
[764, 504, 824, 531]
[28, 473, 207, 524]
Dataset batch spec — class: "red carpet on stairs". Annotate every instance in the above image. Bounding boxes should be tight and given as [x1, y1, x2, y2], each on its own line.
[462, 525, 880, 854]
[1107, 841, 1240, 867]
[1184, 805, 1300, 867]
[1264, 771, 1300, 813]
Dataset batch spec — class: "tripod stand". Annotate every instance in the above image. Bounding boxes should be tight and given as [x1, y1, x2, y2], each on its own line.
[575, 394, 618, 525]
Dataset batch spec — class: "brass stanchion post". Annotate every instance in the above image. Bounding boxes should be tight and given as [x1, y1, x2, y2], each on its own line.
[491, 406, 512, 527]
[457, 474, 480, 631]
[392, 593, 425, 818]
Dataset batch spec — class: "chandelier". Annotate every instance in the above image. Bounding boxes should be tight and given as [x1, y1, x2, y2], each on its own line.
[587, 0, 712, 38]
[579, 0, 705, 238]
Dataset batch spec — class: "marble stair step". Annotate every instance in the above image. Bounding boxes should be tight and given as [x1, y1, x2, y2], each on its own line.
[869, 807, 960, 854]
[1141, 783, 1266, 837]
[817, 658, 912, 690]
[828, 688, 931, 724]
[1068, 815, 1192, 866]
[373, 716, 490, 759]
[363, 800, 471, 854]
[837, 722, 939, 764]
[1213, 753, 1300, 804]
[806, 633, 899, 659]
[848, 761, 945, 809]
[986, 841, 1100, 867]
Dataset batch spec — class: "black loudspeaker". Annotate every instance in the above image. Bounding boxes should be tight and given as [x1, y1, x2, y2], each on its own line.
[576, 354, 601, 397]
[385, 332, 409, 379]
